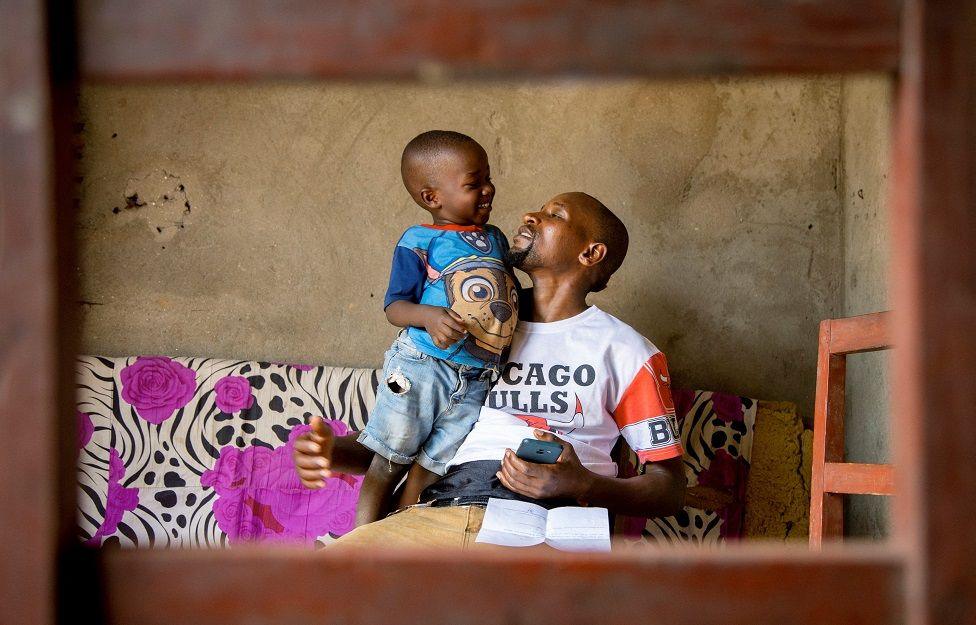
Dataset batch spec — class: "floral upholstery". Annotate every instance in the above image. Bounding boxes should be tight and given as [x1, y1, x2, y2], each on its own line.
[76, 355, 755, 547]
[76, 355, 374, 548]
[615, 390, 758, 543]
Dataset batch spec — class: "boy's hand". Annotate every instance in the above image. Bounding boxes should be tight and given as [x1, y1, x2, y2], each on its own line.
[292, 416, 336, 490]
[423, 306, 467, 349]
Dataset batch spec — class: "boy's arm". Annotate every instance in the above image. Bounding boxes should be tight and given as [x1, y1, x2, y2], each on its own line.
[495, 430, 686, 518]
[385, 301, 467, 349]
[384, 300, 432, 327]
[383, 238, 467, 348]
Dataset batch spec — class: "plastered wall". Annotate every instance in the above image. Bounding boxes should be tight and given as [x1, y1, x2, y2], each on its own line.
[841, 76, 892, 538]
[76, 78, 848, 422]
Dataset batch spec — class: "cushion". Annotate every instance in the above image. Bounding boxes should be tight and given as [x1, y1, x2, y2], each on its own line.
[742, 400, 811, 540]
[76, 355, 375, 548]
[76, 355, 757, 547]
[614, 389, 758, 543]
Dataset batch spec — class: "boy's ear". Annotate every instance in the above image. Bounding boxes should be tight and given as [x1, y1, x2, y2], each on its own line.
[419, 187, 440, 209]
[579, 242, 607, 268]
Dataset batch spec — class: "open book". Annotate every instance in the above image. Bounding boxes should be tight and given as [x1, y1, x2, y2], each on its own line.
[475, 498, 611, 552]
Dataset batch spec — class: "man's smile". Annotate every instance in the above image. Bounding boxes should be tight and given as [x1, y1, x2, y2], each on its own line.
[514, 225, 534, 242]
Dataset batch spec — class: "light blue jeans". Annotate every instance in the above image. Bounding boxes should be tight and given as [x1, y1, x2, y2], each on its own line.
[357, 334, 495, 476]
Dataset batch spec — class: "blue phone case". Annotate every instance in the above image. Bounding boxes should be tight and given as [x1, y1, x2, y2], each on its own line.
[515, 438, 563, 464]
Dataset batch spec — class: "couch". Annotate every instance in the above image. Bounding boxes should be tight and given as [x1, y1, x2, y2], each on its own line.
[75, 354, 810, 548]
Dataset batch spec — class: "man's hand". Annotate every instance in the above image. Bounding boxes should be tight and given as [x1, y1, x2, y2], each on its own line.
[423, 306, 467, 349]
[292, 416, 335, 490]
[496, 430, 594, 501]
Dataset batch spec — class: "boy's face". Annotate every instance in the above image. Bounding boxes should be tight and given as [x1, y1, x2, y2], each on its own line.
[428, 146, 494, 226]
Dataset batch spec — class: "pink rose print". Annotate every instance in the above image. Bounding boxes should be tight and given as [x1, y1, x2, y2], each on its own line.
[120, 356, 197, 424]
[77, 410, 94, 449]
[200, 420, 362, 545]
[86, 449, 139, 546]
[711, 393, 744, 422]
[696, 449, 748, 539]
[697, 449, 738, 490]
[672, 388, 695, 422]
[214, 376, 254, 413]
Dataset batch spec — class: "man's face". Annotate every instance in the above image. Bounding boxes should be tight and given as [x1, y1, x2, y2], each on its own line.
[430, 146, 495, 226]
[508, 195, 590, 272]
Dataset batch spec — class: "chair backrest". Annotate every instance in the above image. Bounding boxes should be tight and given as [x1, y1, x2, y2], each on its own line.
[809, 311, 893, 547]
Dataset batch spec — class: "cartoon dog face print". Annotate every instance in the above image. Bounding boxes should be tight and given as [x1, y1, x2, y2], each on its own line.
[459, 230, 492, 254]
[442, 256, 517, 361]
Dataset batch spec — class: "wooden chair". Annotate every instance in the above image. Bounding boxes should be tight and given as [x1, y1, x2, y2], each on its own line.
[810, 311, 893, 547]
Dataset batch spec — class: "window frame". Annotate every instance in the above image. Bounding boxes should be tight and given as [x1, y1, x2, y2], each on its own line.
[1, 1, 973, 624]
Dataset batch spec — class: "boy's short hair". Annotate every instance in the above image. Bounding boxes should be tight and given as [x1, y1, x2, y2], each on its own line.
[401, 130, 484, 199]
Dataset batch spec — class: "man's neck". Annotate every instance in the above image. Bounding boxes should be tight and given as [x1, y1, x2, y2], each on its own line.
[525, 273, 590, 323]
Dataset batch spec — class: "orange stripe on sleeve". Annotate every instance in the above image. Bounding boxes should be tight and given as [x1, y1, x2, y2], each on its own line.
[637, 444, 683, 463]
[615, 352, 683, 463]
[613, 351, 675, 429]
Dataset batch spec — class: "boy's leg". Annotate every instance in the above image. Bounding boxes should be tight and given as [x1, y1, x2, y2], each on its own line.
[356, 454, 411, 527]
[413, 368, 494, 483]
[396, 464, 440, 509]
[352, 337, 439, 518]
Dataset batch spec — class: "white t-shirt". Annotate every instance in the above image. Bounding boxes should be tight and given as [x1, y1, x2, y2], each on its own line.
[449, 306, 683, 476]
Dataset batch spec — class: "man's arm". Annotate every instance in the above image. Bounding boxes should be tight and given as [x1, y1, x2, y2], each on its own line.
[293, 416, 375, 489]
[577, 456, 686, 518]
[496, 429, 686, 518]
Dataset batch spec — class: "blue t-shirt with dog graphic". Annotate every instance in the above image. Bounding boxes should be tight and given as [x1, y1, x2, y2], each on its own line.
[383, 224, 518, 370]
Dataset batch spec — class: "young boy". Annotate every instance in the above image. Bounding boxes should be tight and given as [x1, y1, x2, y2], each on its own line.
[355, 130, 518, 526]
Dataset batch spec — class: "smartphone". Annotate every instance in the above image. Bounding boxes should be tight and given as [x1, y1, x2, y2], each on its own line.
[515, 438, 564, 464]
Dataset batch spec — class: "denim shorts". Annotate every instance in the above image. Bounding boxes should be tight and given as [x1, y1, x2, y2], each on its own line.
[357, 333, 495, 476]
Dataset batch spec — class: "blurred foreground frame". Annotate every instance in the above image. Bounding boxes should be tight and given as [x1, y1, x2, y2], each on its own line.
[1, 1, 972, 624]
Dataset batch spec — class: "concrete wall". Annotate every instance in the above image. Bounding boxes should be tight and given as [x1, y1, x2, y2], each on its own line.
[841, 76, 893, 538]
[76, 78, 846, 421]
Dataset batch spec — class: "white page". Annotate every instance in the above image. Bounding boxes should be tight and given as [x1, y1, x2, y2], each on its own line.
[475, 498, 548, 547]
[545, 506, 611, 552]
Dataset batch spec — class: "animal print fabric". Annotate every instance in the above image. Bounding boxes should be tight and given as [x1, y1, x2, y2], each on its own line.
[76, 355, 376, 548]
[615, 389, 758, 543]
[76, 356, 755, 547]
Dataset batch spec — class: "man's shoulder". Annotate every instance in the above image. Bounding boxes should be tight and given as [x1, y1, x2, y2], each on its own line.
[587, 308, 662, 366]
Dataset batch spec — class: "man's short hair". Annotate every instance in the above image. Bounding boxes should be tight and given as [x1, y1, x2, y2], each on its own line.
[586, 195, 629, 292]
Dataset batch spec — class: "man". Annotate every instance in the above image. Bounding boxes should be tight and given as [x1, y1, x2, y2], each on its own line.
[293, 192, 686, 548]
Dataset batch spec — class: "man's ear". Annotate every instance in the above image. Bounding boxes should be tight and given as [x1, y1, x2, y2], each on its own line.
[419, 187, 440, 209]
[579, 242, 607, 268]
